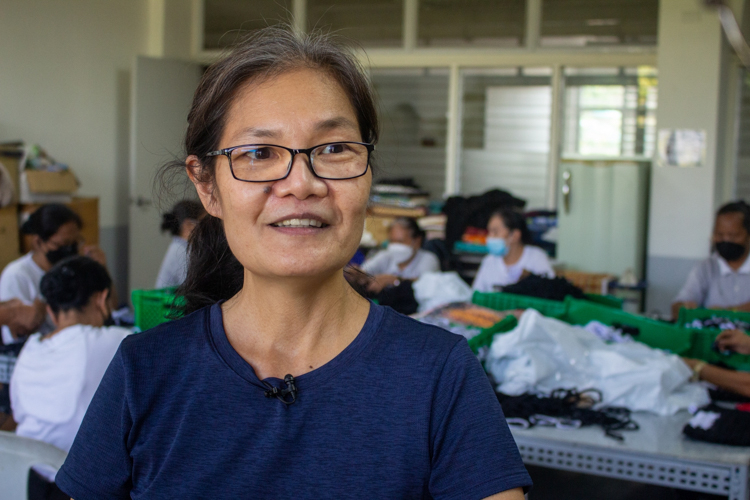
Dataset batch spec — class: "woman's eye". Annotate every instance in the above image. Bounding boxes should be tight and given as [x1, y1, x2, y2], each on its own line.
[248, 148, 273, 160]
[320, 143, 346, 155]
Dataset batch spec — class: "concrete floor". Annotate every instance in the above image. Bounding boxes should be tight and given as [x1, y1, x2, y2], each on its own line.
[526, 465, 725, 500]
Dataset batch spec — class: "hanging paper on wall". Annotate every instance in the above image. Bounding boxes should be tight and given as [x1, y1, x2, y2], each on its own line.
[657, 129, 706, 167]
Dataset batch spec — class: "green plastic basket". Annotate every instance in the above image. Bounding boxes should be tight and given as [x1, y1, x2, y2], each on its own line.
[472, 291, 568, 318]
[562, 297, 693, 355]
[678, 307, 750, 329]
[466, 316, 518, 354]
[584, 293, 624, 310]
[132, 288, 185, 331]
[684, 328, 750, 371]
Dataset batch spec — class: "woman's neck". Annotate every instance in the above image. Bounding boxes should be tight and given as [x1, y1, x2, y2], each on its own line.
[222, 270, 370, 380]
[503, 244, 525, 266]
[43, 308, 102, 340]
[31, 251, 51, 272]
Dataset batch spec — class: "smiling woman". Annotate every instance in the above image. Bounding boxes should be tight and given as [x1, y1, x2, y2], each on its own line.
[54, 27, 530, 500]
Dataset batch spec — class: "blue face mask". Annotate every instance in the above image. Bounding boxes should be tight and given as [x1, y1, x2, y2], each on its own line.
[486, 237, 508, 257]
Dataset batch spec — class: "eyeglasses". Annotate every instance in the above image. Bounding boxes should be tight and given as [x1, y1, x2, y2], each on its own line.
[206, 141, 375, 182]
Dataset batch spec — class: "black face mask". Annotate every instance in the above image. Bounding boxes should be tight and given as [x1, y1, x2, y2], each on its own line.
[716, 241, 747, 262]
[46, 242, 79, 265]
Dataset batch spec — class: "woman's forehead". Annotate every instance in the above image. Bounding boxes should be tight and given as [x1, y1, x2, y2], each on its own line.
[223, 68, 359, 144]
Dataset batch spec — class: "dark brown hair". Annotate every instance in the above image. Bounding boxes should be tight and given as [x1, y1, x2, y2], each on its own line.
[162, 26, 380, 315]
[489, 208, 532, 245]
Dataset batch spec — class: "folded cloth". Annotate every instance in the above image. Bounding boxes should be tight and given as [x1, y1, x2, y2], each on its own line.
[684, 404, 750, 446]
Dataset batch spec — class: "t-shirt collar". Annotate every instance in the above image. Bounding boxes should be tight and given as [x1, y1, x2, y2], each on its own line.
[716, 252, 750, 275]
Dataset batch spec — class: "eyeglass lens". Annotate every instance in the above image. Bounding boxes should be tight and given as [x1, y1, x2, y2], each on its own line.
[229, 143, 369, 181]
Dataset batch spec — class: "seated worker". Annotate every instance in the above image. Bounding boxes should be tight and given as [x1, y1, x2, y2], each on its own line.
[155, 200, 205, 288]
[683, 329, 750, 398]
[10, 256, 130, 452]
[672, 201, 750, 319]
[0, 204, 110, 344]
[361, 217, 440, 293]
[472, 208, 554, 293]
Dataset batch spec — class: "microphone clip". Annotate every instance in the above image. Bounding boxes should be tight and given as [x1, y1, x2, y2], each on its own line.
[263, 374, 298, 405]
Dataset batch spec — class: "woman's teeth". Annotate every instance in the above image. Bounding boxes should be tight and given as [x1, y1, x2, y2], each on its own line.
[273, 219, 324, 228]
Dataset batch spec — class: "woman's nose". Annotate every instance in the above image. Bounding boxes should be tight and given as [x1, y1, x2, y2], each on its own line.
[271, 153, 328, 199]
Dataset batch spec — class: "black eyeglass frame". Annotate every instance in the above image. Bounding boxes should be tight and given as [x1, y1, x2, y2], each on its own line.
[205, 141, 375, 183]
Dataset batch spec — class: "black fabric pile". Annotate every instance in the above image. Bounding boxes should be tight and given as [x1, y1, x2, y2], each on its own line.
[502, 274, 586, 302]
[374, 280, 418, 316]
[442, 189, 526, 250]
[496, 388, 639, 441]
[683, 403, 750, 446]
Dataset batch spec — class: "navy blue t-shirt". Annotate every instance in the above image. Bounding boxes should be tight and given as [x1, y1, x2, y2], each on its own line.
[56, 302, 531, 499]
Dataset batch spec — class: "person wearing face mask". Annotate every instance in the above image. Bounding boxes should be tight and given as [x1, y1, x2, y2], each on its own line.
[472, 208, 554, 293]
[361, 217, 440, 293]
[10, 256, 130, 453]
[672, 201, 750, 319]
[155, 200, 206, 288]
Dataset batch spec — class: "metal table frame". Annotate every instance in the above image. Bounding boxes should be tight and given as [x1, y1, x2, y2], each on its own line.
[510, 411, 750, 499]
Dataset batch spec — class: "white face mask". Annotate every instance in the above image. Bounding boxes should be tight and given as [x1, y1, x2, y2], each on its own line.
[386, 242, 415, 264]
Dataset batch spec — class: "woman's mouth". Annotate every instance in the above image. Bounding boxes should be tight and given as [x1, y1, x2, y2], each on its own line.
[271, 218, 327, 228]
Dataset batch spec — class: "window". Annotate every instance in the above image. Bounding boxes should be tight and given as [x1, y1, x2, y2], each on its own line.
[370, 68, 449, 198]
[563, 67, 658, 158]
[418, 0, 525, 48]
[541, 0, 658, 47]
[460, 68, 552, 209]
[203, 0, 292, 50]
[736, 71, 750, 200]
[307, 0, 403, 48]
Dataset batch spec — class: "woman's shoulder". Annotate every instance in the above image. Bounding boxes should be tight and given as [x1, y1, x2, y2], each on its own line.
[374, 304, 468, 359]
[0, 253, 35, 280]
[119, 305, 213, 359]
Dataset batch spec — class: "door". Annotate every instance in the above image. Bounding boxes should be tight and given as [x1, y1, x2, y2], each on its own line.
[556, 158, 650, 279]
[129, 56, 202, 296]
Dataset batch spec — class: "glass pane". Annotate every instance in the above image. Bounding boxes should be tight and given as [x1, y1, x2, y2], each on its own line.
[418, 0, 525, 48]
[307, 0, 403, 48]
[204, 0, 292, 50]
[460, 70, 552, 209]
[541, 0, 658, 47]
[735, 71, 750, 200]
[370, 68, 449, 199]
[563, 67, 658, 158]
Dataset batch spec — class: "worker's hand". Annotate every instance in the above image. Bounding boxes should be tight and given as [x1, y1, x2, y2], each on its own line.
[367, 274, 399, 294]
[716, 329, 750, 355]
[82, 245, 107, 266]
[7, 299, 46, 338]
[682, 301, 698, 310]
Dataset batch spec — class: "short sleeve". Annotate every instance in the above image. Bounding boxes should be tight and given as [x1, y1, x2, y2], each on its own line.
[55, 347, 133, 499]
[429, 340, 531, 499]
[419, 251, 441, 274]
[525, 247, 555, 278]
[0, 266, 34, 304]
[673, 263, 708, 306]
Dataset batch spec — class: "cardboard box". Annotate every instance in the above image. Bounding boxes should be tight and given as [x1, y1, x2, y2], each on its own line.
[364, 215, 394, 246]
[0, 206, 20, 272]
[24, 169, 78, 194]
[19, 197, 99, 253]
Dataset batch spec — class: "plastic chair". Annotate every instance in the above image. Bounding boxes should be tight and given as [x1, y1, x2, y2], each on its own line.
[0, 431, 67, 500]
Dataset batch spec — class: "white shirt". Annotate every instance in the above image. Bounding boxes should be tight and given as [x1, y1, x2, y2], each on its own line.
[472, 246, 555, 293]
[10, 324, 131, 452]
[674, 253, 750, 309]
[0, 252, 47, 344]
[155, 237, 189, 289]
[361, 248, 440, 280]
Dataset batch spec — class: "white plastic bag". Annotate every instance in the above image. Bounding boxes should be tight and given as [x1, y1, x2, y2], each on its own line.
[412, 272, 473, 312]
[486, 309, 709, 416]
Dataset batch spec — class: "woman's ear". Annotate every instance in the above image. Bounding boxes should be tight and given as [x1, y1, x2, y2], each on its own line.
[509, 229, 522, 244]
[95, 289, 110, 316]
[32, 235, 45, 252]
[186, 156, 222, 219]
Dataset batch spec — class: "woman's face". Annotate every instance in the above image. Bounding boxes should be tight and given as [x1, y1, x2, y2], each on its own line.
[193, 68, 371, 280]
[36, 221, 81, 254]
[487, 215, 520, 245]
[389, 224, 419, 250]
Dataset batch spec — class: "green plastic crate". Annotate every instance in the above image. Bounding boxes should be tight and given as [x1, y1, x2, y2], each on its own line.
[562, 297, 693, 355]
[472, 291, 568, 318]
[466, 316, 518, 354]
[584, 293, 624, 310]
[678, 307, 750, 329]
[685, 328, 750, 371]
[132, 288, 185, 331]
